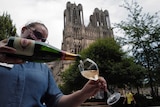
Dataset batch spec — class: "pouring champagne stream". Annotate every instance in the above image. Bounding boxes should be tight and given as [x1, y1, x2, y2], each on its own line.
[78, 58, 120, 105]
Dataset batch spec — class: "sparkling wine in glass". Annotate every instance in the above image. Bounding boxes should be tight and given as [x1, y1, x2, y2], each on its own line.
[78, 58, 120, 105]
[79, 58, 99, 81]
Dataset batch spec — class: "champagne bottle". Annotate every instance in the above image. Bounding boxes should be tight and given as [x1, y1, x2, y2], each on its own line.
[5, 37, 81, 62]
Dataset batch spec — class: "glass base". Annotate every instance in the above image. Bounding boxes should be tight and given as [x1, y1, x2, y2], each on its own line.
[107, 92, 121, 105]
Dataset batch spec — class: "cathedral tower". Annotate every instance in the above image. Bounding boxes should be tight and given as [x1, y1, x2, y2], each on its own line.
[62, 2, 85, 54]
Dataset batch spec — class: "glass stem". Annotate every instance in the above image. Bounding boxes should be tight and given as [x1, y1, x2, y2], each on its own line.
[106, 89, 112, 97]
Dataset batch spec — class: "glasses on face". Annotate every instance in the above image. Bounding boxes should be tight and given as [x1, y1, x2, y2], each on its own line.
[27, 27, 46, 42]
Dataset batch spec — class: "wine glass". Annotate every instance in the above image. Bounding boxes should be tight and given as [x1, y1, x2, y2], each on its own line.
[78, 58, 121, 105]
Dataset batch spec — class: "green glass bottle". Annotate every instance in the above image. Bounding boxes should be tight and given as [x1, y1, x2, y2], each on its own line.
[6, 37, 81, 62]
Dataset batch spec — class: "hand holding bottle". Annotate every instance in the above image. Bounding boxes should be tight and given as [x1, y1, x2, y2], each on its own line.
[3, 37, 81, 63]
[0, 39, 24, 64]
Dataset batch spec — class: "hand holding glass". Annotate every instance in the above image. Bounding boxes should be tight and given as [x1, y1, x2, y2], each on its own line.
[78, 58, 120, 105]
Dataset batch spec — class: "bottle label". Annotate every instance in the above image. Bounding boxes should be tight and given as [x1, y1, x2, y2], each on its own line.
[13, 38, 35, 56]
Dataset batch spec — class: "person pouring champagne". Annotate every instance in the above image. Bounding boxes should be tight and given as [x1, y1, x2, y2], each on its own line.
[0, 21, 107, 107]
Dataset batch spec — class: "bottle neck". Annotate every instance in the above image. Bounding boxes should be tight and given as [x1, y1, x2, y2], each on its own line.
[62, 51, 81, 60]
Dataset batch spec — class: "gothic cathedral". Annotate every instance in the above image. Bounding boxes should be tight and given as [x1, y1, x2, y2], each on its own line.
[62, 2, 113, 54]
[48, 2, 113, 84]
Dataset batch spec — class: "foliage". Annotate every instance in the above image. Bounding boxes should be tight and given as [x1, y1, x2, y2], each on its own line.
[110, 57, 146, 88]
[80, 37, 124, 73]
[59, 61, 87, 94]
[115, 0, 160, 96]
[0, 12, 17, 40]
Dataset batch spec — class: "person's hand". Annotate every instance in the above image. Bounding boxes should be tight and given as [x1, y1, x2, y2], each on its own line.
[80, 76, 107, 97]
[0, 39, 24, 64]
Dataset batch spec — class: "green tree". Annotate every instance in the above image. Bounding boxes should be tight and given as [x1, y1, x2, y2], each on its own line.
[0, 12, 17, 40]
[110, 57, 146, 93]
[60, 38, 145, 94]
[60, 37, 123, 93]
[115, 0, 160, 96]
[59, 61, 85, 94]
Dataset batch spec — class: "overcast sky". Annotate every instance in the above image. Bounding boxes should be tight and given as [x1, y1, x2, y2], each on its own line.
[0, 0, 160, 49]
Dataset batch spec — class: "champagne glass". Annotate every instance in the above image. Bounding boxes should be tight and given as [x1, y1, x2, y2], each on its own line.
[78, 58, 121, 105]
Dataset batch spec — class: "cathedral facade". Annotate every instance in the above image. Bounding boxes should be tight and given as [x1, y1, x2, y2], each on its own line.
[48, 2, 113, 84]
[62, 2, 113, 53]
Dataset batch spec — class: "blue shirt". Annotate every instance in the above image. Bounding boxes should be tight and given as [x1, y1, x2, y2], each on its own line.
[0, 62, 63, 107]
